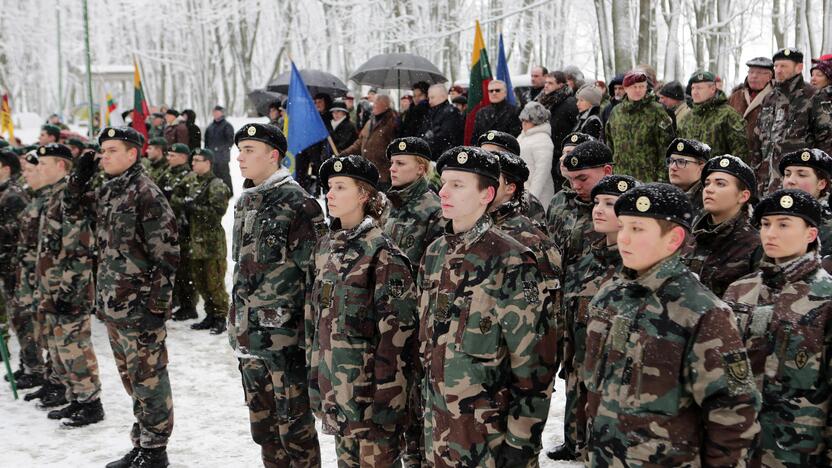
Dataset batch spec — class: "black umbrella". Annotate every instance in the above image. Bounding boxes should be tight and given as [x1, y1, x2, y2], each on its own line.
[247, 89, 285, 116]
[349, 53, 447, 89]
[267, 69, 348, 97]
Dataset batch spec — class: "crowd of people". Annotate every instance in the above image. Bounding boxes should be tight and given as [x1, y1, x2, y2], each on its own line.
[1, 45, 832, 468]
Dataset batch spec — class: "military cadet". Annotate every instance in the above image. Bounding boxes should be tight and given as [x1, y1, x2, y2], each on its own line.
[96, 127, 180, 468]
[0, 151, 30, 382]
[158, 142, 198, 321]
[33, 144, 104, 426]
[581, 183, 760, 466]
[477, 130, 547, 228]
[178, 148, 231, 334]
[67, 138, 86, 159]
[419, 146, 557, 467]
[678, 71, 749, 160]
[723, 189, 832, 467]
[551, 131, 595, 197]
[604, 71, 675, 182]
[229, 123, 323, 467]
[683, 154, 761, 297]
[38, 124, 60, 145]
[551, 175, 637, 462]
[666, 137, 710, 220]
[306, 155, 417, 467]
[143, 137, 169, 184]
[779, 148, 832, 256]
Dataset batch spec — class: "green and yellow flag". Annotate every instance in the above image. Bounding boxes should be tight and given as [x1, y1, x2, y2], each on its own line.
[464, 20, 493, 144]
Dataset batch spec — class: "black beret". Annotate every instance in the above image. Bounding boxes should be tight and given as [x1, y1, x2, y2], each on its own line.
[0, 150, 20, 174]
[11, 147, 26, 156]
[753, 189, 822, 227]
[86, 143, 100, 153]
[746, 56, 774, 70]
[387, 137, 432, 161]
[701, 154, 757, 198]
[591, 175, 640, 200]
[563, 140, 613, 171]
[452, 95, 468, 105]
[67, 138, 86, 149]
[192, 147, 215, 162]
[148, 137, 168, 148]
[99, 126, 144, 147]
[37, 143, 73, 161]
[666, 138, 711, 161]
[773, 47, 803, 63]
[436, 146, 501, 182]
[319, 155, 379, 189]
[477, 130, 520, 155]
[493, 150, 529, 183]
[562, 132, 595, 149]
[41, 124, 61, 137]
[235, 123, 287, 154]
[778, 148, 832, 179]
[169, 143, 191, 155]
[0, 139, 8, 149]
[165, 109, 180, 117]
[615, 183, 694, 230]
[658, 81, 685, 101]
[25, 150, 39, 165]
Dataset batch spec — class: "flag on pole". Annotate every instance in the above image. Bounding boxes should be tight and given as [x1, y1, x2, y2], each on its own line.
[496, 33, 516, 107]
[282, 114, 295, 176]
[0, 93, 13, 141]
[105, 93, 116, 126]
[464, 21, 493, 144]
[132, 59, 149, 151]
[286, 61, 330, 178]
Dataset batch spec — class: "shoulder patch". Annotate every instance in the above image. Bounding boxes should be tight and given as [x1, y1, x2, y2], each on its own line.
[522, 280, 540, 304]
[723, 349, 753, 396]
[388, 278, 404, 298]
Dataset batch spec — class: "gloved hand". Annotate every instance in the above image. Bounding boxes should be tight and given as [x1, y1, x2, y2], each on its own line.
[498, 444, 533, 468]
[74, 150, 98, 186]
[55, 298, 74, 315]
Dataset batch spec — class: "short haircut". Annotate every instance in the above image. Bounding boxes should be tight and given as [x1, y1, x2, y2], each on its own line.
[428, 84, 449, 98]
[548, 71, 567, 84]
[412, 81, 430, 95]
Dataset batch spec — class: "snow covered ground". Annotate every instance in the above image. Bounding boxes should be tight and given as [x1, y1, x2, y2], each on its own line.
[1, 118, 580, 467]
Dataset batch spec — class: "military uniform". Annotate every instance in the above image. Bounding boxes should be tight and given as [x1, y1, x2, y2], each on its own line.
[813, 84, 832, 156]
[547, 190, 600, 265]
[383, 176, 444, 266]
[678, 92, 749, 161]
[522, 191, 547, 229]
[306, 216, 417, 467]
[142, 157, 168, 185]
[605, 96, 675, 182]
[160, 163, 198, 317]
[0, 177, 29, 339]
[229, 161, 323, 467]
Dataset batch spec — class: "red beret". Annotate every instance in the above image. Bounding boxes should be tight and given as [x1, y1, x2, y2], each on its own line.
[623, 71, 648, 87]
[812, 53, 832, 63]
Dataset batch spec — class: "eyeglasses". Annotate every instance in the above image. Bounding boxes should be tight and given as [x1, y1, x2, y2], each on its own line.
[666, 157, 701, 168]
[488, 89, 504, 93]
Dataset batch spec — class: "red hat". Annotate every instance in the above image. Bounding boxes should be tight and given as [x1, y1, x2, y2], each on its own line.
[811, 53, 832, 63]
[623, 71, 648, 87]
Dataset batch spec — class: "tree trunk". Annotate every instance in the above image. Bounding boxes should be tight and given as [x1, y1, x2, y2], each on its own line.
[637, 0, 653, 66]
[662, 0, 683, 81]
[612, 0, 635, 72]
[595, 0, 615, 79]
[772, 0, 785, 49]
[824, 0, 832, 52]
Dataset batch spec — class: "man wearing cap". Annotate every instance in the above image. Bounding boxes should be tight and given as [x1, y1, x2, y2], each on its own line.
[581, 182, 760, 467]
[142, 137, 169, 184]
[66, 138, 86, 159]
[723, 189, 832, 468]
[810, 57, 832, 156]
[605, 70, 675, 182]
[33, 144, 105, 425]
[418, 145, 557, 467]
[163, 109, 188, 146]
[329, 99, 358, 152]
[753, 48, 827, 194]
[679, 71, 749, 161]
[666, 138, 710, 219]
[779, 148, 832, 256]
[470, 80, 521, 145]
[682, 155, 761, 297]
[39, 124, 61, 146]
[658, 80, 691, 129]
[728, 57, 774, 164]
[204, 105, 235, 194]
[229, 123, 323, 467]
[94, 126, 179, 467]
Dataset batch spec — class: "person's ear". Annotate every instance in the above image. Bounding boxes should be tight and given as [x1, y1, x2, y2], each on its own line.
[667, 226, 687, 252]
[807, 226, 819, 244]
[481, 186, 496, 206]
[603, 165, 613, 175]
[739, 189, 751, 204]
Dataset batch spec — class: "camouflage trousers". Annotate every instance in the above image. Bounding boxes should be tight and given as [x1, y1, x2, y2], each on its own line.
[191, 258, 229, 319]
[9, 306, 45, 375]
[173, 246, 197, 311]
[401, 385, 424, 468]
[239, 356, 321, 468]
[0, 290, 8, 340]
[562, 371, 588, 457]
[44, 313, 102, 402]
[105, 323, 173, 448]
[334, 434, 400, 468]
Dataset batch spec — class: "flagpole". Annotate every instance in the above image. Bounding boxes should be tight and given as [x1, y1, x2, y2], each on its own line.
[82, 0, 94, 139]
[135, 54, 153, 109]
[57, 4, 63, 119]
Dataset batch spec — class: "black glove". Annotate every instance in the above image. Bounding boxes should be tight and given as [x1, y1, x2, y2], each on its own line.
[498, 444, 533, 468]
[74, 150, 97, 185]
[55, 298, 74, 315]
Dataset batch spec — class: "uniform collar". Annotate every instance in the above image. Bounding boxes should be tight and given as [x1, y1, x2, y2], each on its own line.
[386, 177, 428, 209]
[692, 210, 749, 245]
[622, 253, 684, 294]
[491, 198, 523, 225]
[104, 161, 144, 191]
[444, 212, 493, 249]
[243, 168, 292, 194]
[760, 251, 820, 289]
[776, 73, 806, 93]
[590, 237, 620, 266]
[330, 215, 376, 241]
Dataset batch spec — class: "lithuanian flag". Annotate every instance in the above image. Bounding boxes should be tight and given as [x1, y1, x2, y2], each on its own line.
[0, 93, 13, 141]
[464, 20, 493, 144]
[132, 59, 149, 151]
[104, 93, 116, 126]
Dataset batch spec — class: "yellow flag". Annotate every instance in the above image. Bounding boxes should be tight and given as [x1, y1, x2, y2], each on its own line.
[1, 93, 13, 141]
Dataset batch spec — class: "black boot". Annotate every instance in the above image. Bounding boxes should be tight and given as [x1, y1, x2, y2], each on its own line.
[105, 448, 141, 468]
[48, 400, 81, 420]
[546, 442, 577, 461]
[4, 364, 24, 382]
[209, 318, 227, 335]
[36, 383, 68, 409]
[130, 447, 169, 468]
[190, 314, 215, 330]
[62, 398, 104, 427]
[16, 372, 45, 389]
[23, 382, 50, 401]
[172, 307, 197, 321]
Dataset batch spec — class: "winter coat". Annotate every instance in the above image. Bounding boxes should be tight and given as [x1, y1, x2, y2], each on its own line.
[163, 120, 189, 146]
[728, 81, 773, 173]
[574, 106, 603, 140]
[678, 92, 749, 161]
[330, 117, 358, 153]
[204, 117, 235, 163]
[470, 100, 521, 144]
[537, 86, 578, 154]
[399, 100, 430, 138]
[343, 110, 400, 185]
[605, 95, 675, 182]
[517, 122, 555, 204]
[186, 122, 202, 151]
[423, 102, 464, 158]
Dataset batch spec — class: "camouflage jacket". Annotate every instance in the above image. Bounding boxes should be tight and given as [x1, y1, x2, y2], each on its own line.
[0, 179, 29, 291]
[305, 216, 417, 438]
[814, 85, 832, 156]
[229, 168, 324, 360]
[605, 96, 675, 182]
[753, 74, 821, 194]
[523, 191, 547, 230]
[682, 211, 761, 298]
[36, 177, 96, 316]
[820, 200, 832, 257]
[95, 162, 180, 327]
[546, 189, 602, 267]
[184, 172, 230, 259]
[678, 92, 749, 161]
[382, 177, 444, 267]
[141, 157, 168, 185]
[723, 253, 832, 466]
[562, 238, 621, 375]
[14, 186, 53, 316]
[582, 254, 760, 467]
[160, 164, 197, 238]
[418, 214, 557, 466]
[684, 180, 705, 224]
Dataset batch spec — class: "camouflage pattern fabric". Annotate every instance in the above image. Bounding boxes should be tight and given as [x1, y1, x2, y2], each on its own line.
[546, 189, 602, 267]
[820, 200, 832, 257]
[383, 176, 444, 267]
[418, 214, 557, 467]
[582, 254, 760, 467]
[334, 435, 400, 468]
[184, 172, 230, 260]
[141, 157, 168, 185]
[684, 180, 705, 224]
[164, 165, 199, 311]
[523, 191, 548, 230]
[191, 258, 229, 319]
[0, 178, 29, 337]
[605, 96, 675, 182]
[44, 313, 101, 402]
[723, 252, 832, 467]
[678, 92, 749, 161]
[814, 85, 832, 156]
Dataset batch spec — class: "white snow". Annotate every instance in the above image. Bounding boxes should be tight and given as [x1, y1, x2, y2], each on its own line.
[1, 118, 577, 467]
